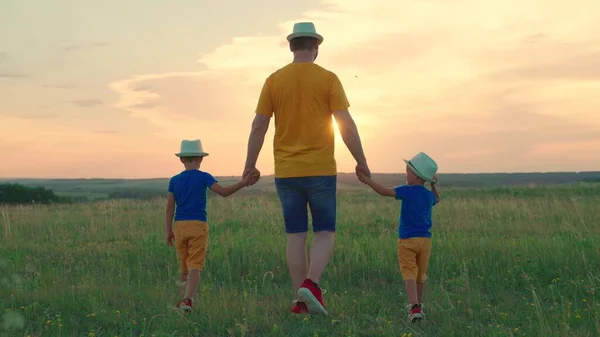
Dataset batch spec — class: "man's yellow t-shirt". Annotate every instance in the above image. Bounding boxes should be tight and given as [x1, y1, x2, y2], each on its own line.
[255, 62, 350, 178]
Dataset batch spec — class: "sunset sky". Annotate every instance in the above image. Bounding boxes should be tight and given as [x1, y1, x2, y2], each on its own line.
[1, 0, 599, 178]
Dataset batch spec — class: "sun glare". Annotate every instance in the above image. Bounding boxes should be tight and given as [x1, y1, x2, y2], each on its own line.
[331, 118, 345, 144]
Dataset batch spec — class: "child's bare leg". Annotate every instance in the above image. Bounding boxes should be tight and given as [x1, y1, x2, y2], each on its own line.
[178, 274, 187, 298]
[184, 269, 201, 301]
[404, 280, 419, 305]
[417, 282, 425, 304]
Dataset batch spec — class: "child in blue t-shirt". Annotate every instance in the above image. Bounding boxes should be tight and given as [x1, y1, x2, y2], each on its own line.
[165, 139, 257, 313]
[358, 152, 440, 323]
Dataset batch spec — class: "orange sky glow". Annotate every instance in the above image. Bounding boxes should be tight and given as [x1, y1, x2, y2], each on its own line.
[1, 0, 599, 178]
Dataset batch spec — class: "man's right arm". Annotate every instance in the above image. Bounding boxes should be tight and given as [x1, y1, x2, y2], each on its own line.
[329, 73, 370, 176]
[333, 109, 368, 168]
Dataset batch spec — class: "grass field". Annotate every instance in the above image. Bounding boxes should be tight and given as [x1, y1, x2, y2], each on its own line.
[1, 183, 600, 336]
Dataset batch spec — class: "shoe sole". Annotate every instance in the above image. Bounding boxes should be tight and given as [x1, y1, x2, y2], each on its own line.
[298, 287, 328, 315]
[410, 313, 423, 322]
[178, 305, 192, 313]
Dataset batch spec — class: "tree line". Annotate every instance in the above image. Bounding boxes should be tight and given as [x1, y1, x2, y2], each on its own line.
[0, 183, 65, 205]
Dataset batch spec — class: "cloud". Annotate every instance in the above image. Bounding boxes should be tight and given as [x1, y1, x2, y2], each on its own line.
[0, 52, 31, 79]
[529, 140, 600, 160]
[42, 83, 76, 89]
[0, 72, 29, 78]
[71, 99, 103, 107]
[62, 42, 112, 52]
[92, 130, 118, 134]
[130, 102, 156, 109]
[0, 114, 166, 160]
[109, 70, 263, 144]
[108, 0, 600, 173]
[1, 112, 58, 119]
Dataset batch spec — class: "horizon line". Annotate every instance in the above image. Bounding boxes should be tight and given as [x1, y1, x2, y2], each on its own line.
[1, 170, 599, 181]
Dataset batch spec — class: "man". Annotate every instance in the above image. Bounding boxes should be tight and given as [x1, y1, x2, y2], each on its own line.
[242, 22, 370, 315]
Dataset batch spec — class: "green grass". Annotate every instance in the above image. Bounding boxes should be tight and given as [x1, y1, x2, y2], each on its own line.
[1, 184, 599, 336]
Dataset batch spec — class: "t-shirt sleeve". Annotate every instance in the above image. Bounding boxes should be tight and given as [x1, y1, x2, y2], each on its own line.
[168, 177, 175, 193]
[329, 73, 350, 111]
[394, 186, 411, 200]
[204, 172, 218, 188]
[255, 78, 274, 117]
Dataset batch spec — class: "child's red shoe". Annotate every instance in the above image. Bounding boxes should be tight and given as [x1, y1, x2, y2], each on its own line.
[408, 303, 423, 322]
[177, 298, 193, 313]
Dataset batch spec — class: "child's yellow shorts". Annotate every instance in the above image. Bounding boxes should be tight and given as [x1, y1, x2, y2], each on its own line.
[398, 237, 432, 283]
[174, 220, 209, 275]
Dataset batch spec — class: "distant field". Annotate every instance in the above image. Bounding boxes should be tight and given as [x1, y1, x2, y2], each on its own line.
[1, 184, 599, 336]
[3, 171, 600, 200]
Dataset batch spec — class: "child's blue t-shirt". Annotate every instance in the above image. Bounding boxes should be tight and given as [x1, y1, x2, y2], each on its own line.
[168, 170, 217, 222]
[394, 185, 438, 239]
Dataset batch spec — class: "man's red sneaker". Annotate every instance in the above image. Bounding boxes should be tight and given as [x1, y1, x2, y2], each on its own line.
[297, 278, 328, 315]
[290, 300, 309, 314]
[176, 298, 193, 313]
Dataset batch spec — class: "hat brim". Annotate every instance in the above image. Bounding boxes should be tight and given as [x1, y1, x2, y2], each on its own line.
[403, 159, 434, 183]
[175, 152, 209, 157]
[287, 32, 324, 45]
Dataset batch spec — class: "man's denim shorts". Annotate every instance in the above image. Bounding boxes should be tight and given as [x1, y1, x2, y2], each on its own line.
[274, 175, 337, 234]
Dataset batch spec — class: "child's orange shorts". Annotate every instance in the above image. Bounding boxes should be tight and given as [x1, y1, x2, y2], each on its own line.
[174, 220, 209, 275]
[398, 237, 432, 283]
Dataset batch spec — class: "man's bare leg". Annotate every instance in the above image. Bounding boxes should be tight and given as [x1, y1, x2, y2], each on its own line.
[286, 232, 308, 298]
[306, 231, 335, 284]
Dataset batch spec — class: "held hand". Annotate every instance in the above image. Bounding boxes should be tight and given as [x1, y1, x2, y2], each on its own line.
[357, 172, 370, 185]
[357, 174, 366, 184]
[243, 170, 260, 186]
[166, 231, 174, 246]
[355, 162, 371, 179]
[242, 166, 261, 186]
